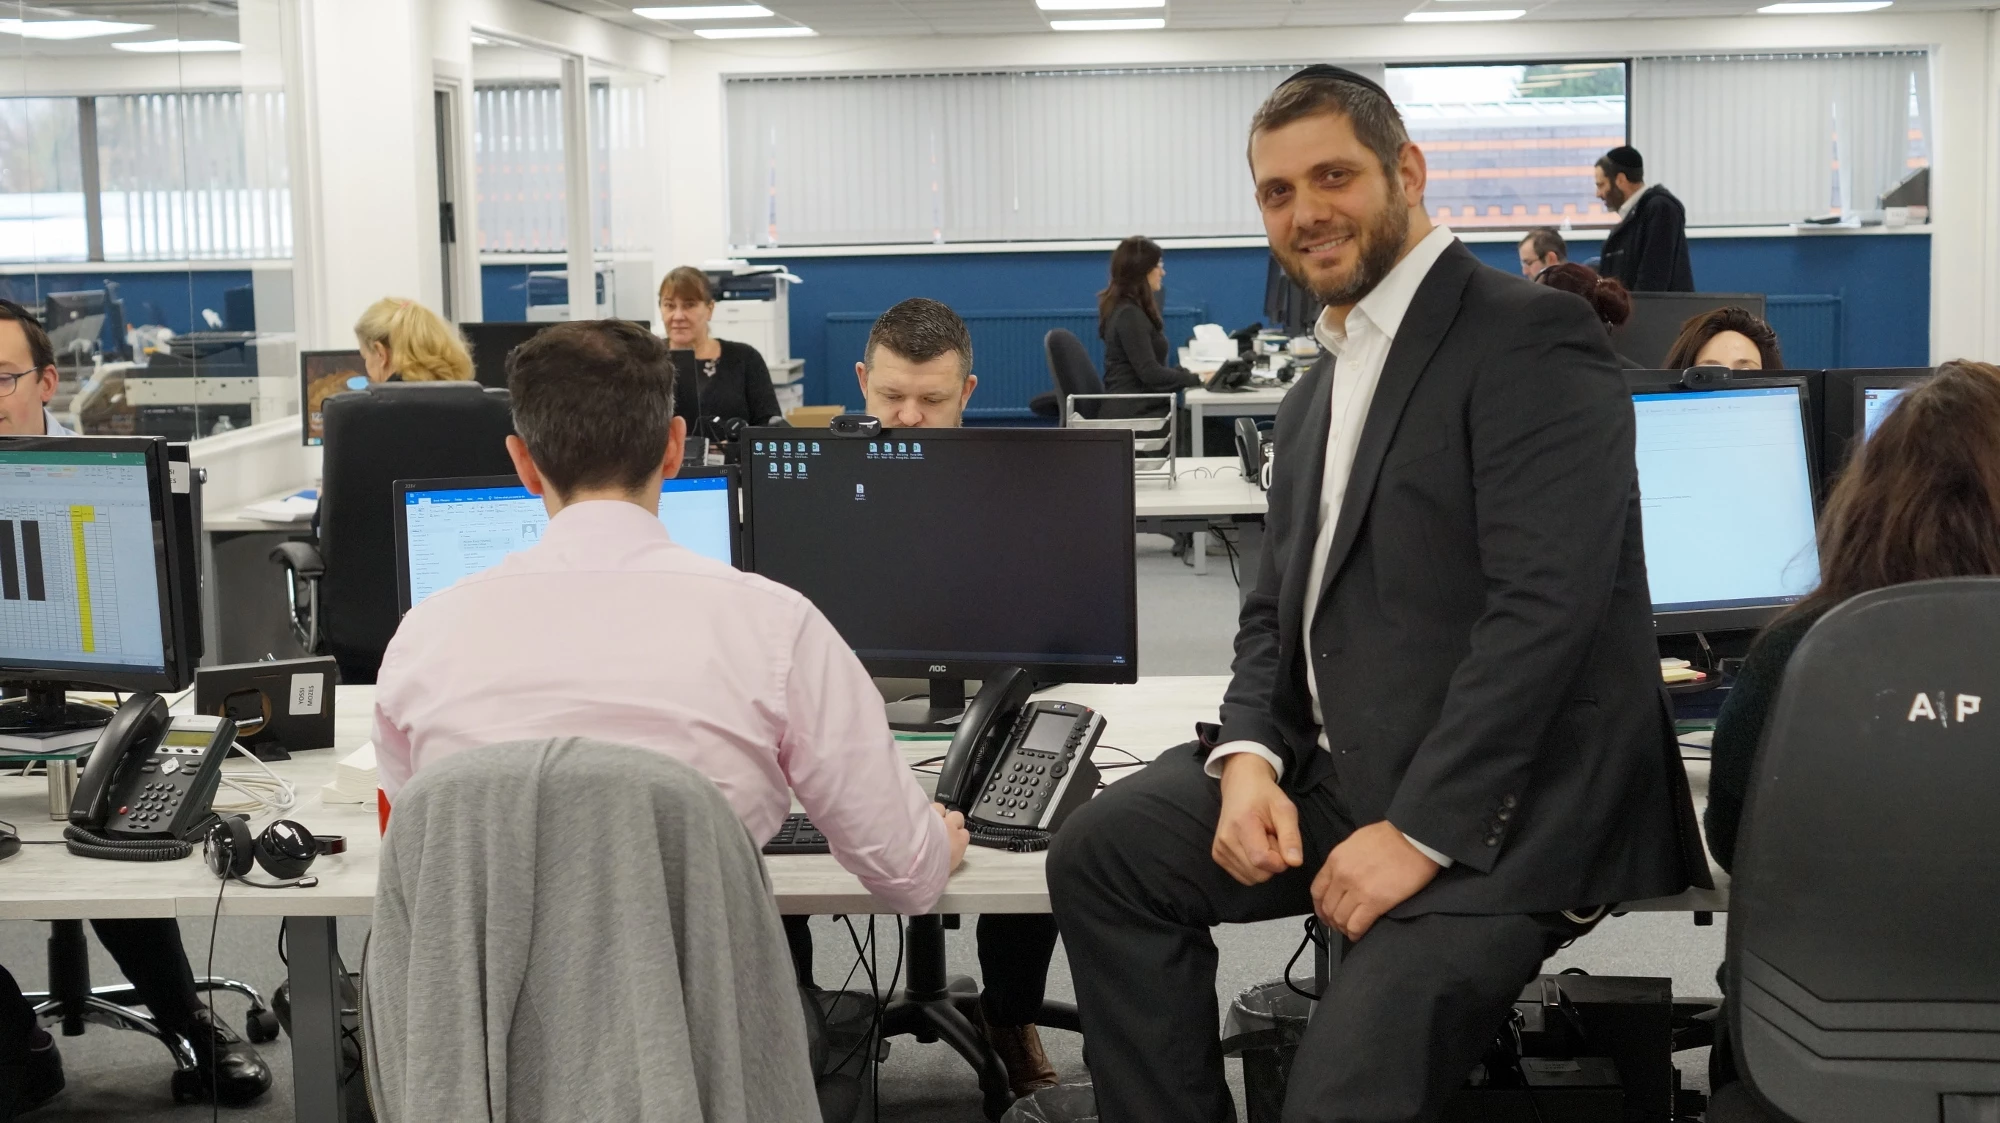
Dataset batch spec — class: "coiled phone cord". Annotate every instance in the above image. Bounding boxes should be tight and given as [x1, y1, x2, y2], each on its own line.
[63, 825, 192, 861]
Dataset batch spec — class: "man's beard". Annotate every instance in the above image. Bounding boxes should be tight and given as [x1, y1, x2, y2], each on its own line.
[1601, 182, 1628, 212]
[1276, 188, 1412, 310]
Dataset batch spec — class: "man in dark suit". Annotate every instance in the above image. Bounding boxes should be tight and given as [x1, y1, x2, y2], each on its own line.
[1595, 146, 1695, 292]
[1047, 67, 1708, 1123]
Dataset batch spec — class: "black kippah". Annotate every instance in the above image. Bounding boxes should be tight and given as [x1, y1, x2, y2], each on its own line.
[1278, 64, 1391, 102]
[1602, 145, 1644, 176]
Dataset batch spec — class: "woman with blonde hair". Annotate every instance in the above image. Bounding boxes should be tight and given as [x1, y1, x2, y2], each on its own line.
[353, 298, 474, 383]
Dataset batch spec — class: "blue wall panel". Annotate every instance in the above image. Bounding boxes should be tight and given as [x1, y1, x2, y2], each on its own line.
[1461, 233, 1929, 370]
[481, 264, 532, 323]
[0, 270, 252, 335]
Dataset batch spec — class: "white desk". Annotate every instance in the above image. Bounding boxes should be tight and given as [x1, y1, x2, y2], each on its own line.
[1133, 457, 1269, 578]
[1183, 385, 1291, 457]
[205, 488, 316, 534]
[0, 686, 1723, 1119]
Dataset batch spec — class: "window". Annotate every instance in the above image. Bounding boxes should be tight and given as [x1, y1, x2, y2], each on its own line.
[1386, 62, 1628, 230]
[724, 66, 1287, 248]
[473, 81, 567, 254]
[1631, 51, 1931, 227]
[0, 98, 85, 262]
[0, 92, 290, 263]
[95, 91, 292, 261]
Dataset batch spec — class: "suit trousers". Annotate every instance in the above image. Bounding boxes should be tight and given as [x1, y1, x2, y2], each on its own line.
[1048, 743, 1583, 1123]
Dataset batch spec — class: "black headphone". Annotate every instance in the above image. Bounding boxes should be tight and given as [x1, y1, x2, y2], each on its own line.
[203, 816, 344, 889]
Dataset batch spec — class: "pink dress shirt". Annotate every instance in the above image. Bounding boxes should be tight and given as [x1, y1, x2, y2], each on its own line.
[373, 499, 951, 915]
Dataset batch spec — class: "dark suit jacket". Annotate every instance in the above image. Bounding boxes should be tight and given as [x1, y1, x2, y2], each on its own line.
[1211, 240, 1709, 916]
[1599, 185, 1695, 293]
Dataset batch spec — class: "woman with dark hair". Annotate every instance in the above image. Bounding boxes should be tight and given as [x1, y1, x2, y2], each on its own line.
[1701, 360, 1999, 1120]
[1663, 306, 1783, 371]
[657, 265, 782, 445]
[1099, 236, 1209, 417]
[1534, 262, 1640, 367]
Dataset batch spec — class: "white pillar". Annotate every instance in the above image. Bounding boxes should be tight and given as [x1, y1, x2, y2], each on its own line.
[295, 0, 442, 349]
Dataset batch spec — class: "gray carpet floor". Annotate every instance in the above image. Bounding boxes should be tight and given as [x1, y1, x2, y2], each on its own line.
[1, 534, 1725, 1121]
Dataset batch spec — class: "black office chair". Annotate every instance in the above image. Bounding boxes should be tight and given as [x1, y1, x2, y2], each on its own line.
[1726, 578, 2000, 1122]
[1044, 329, 1104, 420]
[25, 920, 276, 1102]
[271, 381, 516, 684]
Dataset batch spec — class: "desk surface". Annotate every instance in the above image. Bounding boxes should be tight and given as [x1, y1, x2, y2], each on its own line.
[1133, 458, 1268, 519]
[207, 487, 315, 534]
[0, 680, 1725, 919]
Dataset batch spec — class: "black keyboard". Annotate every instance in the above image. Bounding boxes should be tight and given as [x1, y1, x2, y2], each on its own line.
[763, 812, 830, 855]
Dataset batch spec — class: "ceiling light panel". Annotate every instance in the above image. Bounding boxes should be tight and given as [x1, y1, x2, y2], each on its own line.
[1404, 8, 1527, 20]
[692, 24, 818, 37]
[0, 18, 153, 39]
[633, 4, 775, 18]
[1036, 0, 1166, 8]
[1757, 1, 1892, 11]
[1050, 17, 1168, 29]
[111, 39, 242, 52]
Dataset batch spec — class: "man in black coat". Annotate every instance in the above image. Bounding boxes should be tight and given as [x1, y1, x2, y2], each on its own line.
[1046, 68, 1709, 1123]
[1595, 145, 1696, 292]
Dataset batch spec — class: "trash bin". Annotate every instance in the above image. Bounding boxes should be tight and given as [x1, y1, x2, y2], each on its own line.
[1000, 1082, 1099, 1123]
[1221, 979, 1315, 1123]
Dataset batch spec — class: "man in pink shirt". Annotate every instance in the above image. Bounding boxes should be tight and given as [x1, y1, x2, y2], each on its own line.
[373, 318, 967, 915]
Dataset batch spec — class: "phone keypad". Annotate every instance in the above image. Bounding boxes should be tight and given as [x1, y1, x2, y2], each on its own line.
[114, 765, 189, 832]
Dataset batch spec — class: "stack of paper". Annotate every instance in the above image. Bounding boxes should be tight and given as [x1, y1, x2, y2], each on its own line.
[322, 741, 378, 804]
[1661, 658, 1707, 686]
[243, 491, 320, 524]
[1189, 323, 1235, 363]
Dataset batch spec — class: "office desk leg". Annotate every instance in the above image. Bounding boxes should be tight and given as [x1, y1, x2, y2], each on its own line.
[1192, 531, 1209, 576]
[1190, 402, 1206, 457]
[287, 917, 348, 1123]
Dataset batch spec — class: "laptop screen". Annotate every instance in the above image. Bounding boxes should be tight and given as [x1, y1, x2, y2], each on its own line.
[396, 472, 736, 611]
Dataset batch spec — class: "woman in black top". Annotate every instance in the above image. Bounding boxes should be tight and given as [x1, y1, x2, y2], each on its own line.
[658, 266, 781, 450]
[1098, 236, 1209, 418]
[1701, 360, 1996, 1118]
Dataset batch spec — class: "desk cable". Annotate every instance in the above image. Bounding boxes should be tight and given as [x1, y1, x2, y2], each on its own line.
[210, 741, 298, 819]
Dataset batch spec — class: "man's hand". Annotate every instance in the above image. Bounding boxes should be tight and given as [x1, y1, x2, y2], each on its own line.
[1211, 753, 1304, 886]
[1312, 821, 1442, 941]
[936, 803, 971, 871]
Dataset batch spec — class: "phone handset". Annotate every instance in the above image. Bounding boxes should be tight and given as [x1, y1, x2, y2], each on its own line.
[936, 667, 1036, 813]
[66, 694, 233, 861]
[70, 692, 171, 830]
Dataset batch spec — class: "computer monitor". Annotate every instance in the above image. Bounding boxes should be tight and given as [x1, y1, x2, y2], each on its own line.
[1626, 374, 1821, 634]
[392, 468, 740, 614]
[459, 322, 552, 390]
[1820, 368, 1933, 476]
[740, 426, 1139, 727]
[1610, 292, 1768, 369]
[300, 350, 371, 446]
[43, 289, 108, 363]
[0, 435, 194, 732]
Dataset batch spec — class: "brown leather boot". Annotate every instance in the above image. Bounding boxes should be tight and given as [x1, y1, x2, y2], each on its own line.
[977, 1007, 1059, 1100]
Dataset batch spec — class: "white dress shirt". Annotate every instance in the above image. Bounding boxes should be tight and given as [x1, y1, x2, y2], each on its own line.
[1206, 224, 1459, 867]
[43, 408, 72, 436]
[1616, 182, 1652, 223]
[374, 499, 952, 915]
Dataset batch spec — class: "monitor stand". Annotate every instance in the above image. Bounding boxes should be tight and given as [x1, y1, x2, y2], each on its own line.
[884, 677, 968, 734]
[0, 684, 116, 737]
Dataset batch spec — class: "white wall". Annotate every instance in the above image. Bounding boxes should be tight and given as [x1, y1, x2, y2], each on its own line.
[666, 10, 2000, 364]
[288, 0, 671, 346]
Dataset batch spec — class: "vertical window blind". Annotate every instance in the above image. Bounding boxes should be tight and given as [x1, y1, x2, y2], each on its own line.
[1630, 51, 1930, 227]
[475, 79, 649, 254]
[724, 67, 1288, 248]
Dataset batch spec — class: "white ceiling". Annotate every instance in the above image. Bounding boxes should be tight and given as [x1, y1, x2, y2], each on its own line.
[550, 0, 2000, 39]
[0, 1, 238, 59]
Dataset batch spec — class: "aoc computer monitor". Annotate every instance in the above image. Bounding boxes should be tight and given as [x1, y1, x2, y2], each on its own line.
[740, 426, 1138, 726]
[1625, 372, 1822, 635]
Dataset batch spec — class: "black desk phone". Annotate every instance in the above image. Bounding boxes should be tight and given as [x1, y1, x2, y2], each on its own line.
[67, 693, 234, 860]
[936, 667, 1104, 852]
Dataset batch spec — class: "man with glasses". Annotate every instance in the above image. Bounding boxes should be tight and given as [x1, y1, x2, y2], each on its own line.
[0, 300, 70, 437]
[0, 298, 275, 1110]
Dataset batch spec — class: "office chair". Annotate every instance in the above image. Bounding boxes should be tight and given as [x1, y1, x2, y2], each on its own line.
[1726, 578, 2000, 1122]
[25, 920, 277, 1102]
[270, 381, 516, 684]
[363, 739, 818, 1121]
[1044, 329, 1105, 420]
